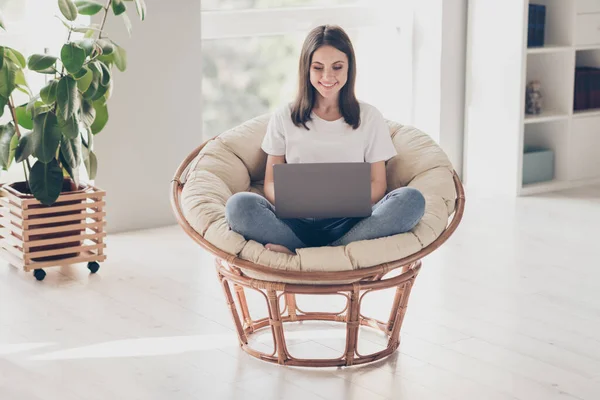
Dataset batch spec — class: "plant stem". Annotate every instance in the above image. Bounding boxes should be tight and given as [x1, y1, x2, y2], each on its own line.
[7, 96, 22, 139]
[98, 0, 113, 40]
[22, 162, 29, 190]
[8, 97, 31, 188]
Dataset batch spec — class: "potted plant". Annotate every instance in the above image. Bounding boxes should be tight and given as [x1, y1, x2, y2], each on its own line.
[0, 0, 146, 280]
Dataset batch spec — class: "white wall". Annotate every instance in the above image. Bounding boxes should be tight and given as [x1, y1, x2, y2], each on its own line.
[440, 0, 467, 178]
[411, 0, 467, 177]
[94, 0, 202, 233]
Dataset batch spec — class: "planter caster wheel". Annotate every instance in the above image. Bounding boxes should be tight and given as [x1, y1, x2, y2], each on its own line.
[88, 262, 100, 274]
[33, 269, 46, 281]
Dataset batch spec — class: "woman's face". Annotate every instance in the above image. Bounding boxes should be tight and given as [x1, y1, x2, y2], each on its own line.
[309, 45, 348, 102]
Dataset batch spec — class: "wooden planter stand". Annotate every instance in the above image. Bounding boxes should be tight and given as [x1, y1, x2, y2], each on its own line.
[0, 182, 107, 281]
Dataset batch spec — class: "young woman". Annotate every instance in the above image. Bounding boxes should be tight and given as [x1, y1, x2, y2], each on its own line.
[225, 25, 425, 254]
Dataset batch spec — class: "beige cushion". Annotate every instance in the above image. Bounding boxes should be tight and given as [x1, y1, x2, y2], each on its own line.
[181, 113, 457, 283]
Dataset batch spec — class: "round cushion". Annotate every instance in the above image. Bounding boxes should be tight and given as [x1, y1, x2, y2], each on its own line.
[180, 113, 457, 280]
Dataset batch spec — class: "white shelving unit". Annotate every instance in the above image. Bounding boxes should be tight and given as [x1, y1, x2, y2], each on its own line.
[464, 0, 600, 196]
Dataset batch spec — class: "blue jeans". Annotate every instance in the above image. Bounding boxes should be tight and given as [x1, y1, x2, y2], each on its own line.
[225, 187, 426, 252]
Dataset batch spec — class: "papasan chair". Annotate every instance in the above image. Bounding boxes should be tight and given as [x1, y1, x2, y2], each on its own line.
[170, 113, 465, 368]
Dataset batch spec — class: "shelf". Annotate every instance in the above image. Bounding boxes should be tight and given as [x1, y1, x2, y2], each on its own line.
[524, 110, 568, 123]
[520, 177, 600, 196]
[573, 109, 600, 118]
[526, 51, 574, 116]
[527, 45, 571, 54]
[520, 179, 569, 195]
[575, 44, 600, 51]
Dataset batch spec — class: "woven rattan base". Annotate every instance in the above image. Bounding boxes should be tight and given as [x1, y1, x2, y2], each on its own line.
[216, 258, 420, 367]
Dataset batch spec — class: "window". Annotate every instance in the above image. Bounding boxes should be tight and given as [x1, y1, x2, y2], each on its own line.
[201, 1, 413, 139]
[1, 0, 91, 183]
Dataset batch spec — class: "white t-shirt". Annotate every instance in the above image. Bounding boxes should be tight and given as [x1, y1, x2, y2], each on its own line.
[261, 101, 397, 164]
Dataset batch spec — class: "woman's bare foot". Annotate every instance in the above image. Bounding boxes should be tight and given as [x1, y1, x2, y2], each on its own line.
[265, 243, 295, 255]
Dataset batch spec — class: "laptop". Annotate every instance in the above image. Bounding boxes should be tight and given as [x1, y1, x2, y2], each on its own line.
[273, 162, 372, 219]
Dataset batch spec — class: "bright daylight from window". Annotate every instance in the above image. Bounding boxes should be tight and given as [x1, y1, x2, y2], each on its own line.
[201, 0, 413, 139]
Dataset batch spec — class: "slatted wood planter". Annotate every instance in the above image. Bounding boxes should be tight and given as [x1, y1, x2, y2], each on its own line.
[0, 181, 107, 281]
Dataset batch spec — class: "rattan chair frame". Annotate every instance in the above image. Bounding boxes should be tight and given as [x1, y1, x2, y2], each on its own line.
[171, 137, 465, 367]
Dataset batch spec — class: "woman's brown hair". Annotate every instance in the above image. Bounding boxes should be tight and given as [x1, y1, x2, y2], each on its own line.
[291, 25, 361, 130]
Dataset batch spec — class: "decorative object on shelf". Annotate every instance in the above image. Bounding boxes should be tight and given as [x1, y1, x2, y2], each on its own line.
[527, 4, 546, 48]
[526, 80, 543, 115]
[574, 66, 600, 111]
[522, 146, 554, 185]
[0, 0, 147, 280]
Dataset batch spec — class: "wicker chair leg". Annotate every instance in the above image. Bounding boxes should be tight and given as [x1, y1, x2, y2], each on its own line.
[388, 281, 413, 349]
[285, 293, 298, 321]
[343, 284, 361, 366]
[234, 284, 253, 330]
[387, 285, 405, 333]
[219, 275, 249, 345]
[267, 289, 289, 365]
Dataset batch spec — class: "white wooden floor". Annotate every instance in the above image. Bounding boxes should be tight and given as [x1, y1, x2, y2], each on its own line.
[1, 184, 600, 400]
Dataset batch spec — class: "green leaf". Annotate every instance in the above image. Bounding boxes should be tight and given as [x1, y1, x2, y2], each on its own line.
[58, 0, 78, 21]
[89, 61, 103, 83]
[60, 134, 82, 170]
[26, 95, 40, 114]
[91, 83, 107, 101]
[61, 43, 86, 74]
[112, 0, 127, 16]
[0, 47, 4, 67]
[72, 25, 105, 34]
[59, 114, 80, 139]
[30, 158, 64, 205]
[0, 59, 16, 98]
[0, 95, 6, 118]
[15, 72, 31, 97]
[90, 99, 108, 134]
[56, 76, 78, 121]
[5, 48, 26, 68]
[15, 69, 28, 87]
[37, 67, 57, 75]
[112, 43, 127, 72]
[80, 98, 96, 127]
[81, 125, 93, 150]
[0, 123, 16, 169]
[15, 104, 33, 130]
[103, 78, 113, 102]
[27, 54, 57, 71]
[73, 67, 88, 79]
[74, 0, 103, 15]
[83, 74, 99, 100]
[76, 67, 93, 92]
[40, 80, 58, 105]
[122, 12, 132, 37]
[32, 112, 62, 164]
[97, 39, 114, 55]
[75, 39, 95, 57]
[59, 147, 79, 186]
[15, 130, 35, 163]
[83, 148, 97, 179]
[7, 132, 18, 169]
[133, 0, 146, 21]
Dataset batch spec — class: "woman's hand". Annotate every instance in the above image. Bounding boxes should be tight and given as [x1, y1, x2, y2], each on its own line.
[370, 161, 387, 205]
[264, 154, 286, 204]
